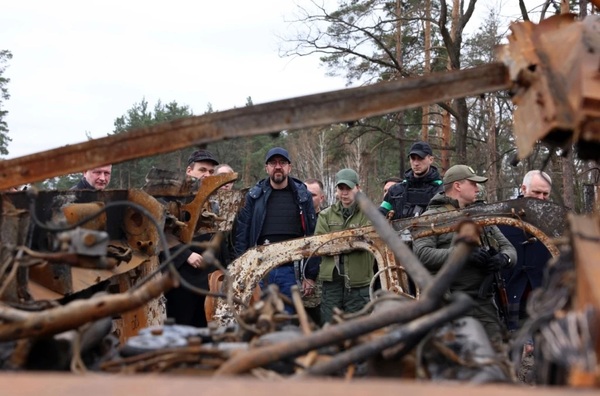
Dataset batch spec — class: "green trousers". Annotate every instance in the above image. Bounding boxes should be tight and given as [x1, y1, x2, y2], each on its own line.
[321, 268, 370, 324]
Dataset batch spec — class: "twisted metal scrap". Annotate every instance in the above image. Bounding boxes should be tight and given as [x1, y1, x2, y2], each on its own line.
[217, 197, 564, 324]
[214, 194, 479, 376]
[0, 272, 177, 341]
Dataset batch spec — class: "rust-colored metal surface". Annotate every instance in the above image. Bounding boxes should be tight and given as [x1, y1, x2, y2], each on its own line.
[178, 173, 237, 243]
[497, 14, 600, 160]
[62, 201, 107, 231]
[0, 272, 175, 342]
[214, 226, 406, 322]
[1, 14, 600, 389]
[123, 189, 165, 256]
[2, 374, 600, 396]
[571, 213, 600, 387]
[392, 197, 568, 239]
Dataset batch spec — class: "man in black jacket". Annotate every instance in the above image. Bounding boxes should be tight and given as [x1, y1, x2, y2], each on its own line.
[234, 147, 318, 313]
[379, 141, 443, 219]
[164, 149, 221, 327]
[71, 165, 112, 190]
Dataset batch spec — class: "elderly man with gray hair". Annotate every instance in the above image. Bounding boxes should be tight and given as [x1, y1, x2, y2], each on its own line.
[499, 170, 553, 338]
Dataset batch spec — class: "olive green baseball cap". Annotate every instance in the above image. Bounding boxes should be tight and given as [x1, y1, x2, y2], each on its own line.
[335, 168, 359, 188]
[443, 165, 488, 185]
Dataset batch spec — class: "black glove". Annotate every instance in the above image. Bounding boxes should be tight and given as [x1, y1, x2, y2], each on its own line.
[485, 253, 510, 272]
[467, 247, 492, 267]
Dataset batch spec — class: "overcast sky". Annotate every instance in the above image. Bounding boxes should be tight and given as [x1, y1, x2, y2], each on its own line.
[2, 0, 526, 160]
[1, 1, 348, 158]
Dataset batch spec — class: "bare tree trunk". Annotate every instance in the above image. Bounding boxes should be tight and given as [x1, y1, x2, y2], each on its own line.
[421, 0, 431, 141]
[441, 110, 451, 173]
[561, 0, 570, 14]
[580, 0, 589, 17]
[395, 0, 406, 176]
[485, 95, 498, 202]
[450, 0, 468, 163]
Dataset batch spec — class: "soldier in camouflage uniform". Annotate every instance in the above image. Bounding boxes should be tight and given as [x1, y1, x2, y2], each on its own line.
[413, 165, 516, 342]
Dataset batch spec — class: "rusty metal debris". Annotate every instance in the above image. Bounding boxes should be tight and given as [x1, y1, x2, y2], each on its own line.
[497, 14, 600, 160]
[0, 13, 598, 393]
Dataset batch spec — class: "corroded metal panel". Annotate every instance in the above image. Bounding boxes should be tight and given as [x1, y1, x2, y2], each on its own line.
[497, 14, 600, 160]
[571, 213, 600, 386]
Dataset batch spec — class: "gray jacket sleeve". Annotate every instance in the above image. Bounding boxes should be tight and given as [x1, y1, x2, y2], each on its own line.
[412, 234, 453, 273]
[491, 225, 517, 269]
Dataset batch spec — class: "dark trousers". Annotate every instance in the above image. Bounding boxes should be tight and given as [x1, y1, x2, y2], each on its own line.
[165, 286, 207, 328]
[321, 268, 370, 324]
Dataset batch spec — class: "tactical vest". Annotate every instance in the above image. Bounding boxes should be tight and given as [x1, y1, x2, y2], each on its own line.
[391, 181, 442, 218]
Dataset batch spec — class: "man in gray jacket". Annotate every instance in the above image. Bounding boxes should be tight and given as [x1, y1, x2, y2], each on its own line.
[413, 165, 516, 342]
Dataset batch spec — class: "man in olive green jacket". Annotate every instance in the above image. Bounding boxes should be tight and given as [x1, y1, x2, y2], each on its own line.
[413, 165, 516, 342]
[316, 169, 373, 324]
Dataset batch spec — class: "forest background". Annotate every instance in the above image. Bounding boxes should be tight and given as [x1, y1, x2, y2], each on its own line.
[1, 0, 598, 211]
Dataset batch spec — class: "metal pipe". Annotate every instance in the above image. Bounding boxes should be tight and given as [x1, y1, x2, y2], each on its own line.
[300, 293, 473, 377]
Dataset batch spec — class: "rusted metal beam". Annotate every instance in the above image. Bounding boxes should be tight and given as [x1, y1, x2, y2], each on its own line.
[178, 173, 237, 243]
[497, 14, 600, 160]
[2, 373, 598, 396]
[0, 273, 176, 342]
[214, 226, 403, 322]
[0, 63, 509, 190]
[570, 213, 600, 386]
[391, 197, 568, 239]
[356, 192, 433, 291]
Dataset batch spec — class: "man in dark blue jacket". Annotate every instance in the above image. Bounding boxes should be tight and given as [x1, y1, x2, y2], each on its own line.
[234, 147, 318, 312]
[499, 170, 553, 333]
[379, 141, 443, 219]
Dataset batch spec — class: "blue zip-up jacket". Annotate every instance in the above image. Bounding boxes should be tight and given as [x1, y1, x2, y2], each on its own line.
[234, 176, 319, 280]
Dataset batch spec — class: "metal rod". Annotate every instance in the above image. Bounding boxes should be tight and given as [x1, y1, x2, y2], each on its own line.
[301, 293, 473, 376]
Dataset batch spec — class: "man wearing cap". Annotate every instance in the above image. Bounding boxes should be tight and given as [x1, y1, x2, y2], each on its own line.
[379, 141, 443, 219]
[234, 147, 318, 312]
[163, 149, 220, 327]
[413, 164, 516, 343]
[316, 168, 373, 324]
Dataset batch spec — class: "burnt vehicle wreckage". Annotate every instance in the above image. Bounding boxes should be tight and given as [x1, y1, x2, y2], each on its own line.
[0, 13, 599, 394]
